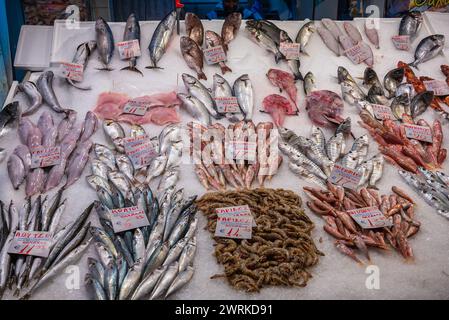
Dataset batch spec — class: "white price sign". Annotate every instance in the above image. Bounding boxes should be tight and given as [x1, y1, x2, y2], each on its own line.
[110, 206, 150, 233]
[215, 205, 255, 239]
[204, 46, 227, 65]
[279, 42, 301, 60]
[215, 97, 240, 113]
[403, 124, 433, 143]
[329, 164, 362, 190]
[372, 104, 395, 120]
[117, 40, 142, 60]
[8, 231, 52, 258]
[123, 136, 159, 169]
[344, 43, 371, 65]
[347, 207, 393, 229]
[391, 35, 410, 51]
[423, 80, 449, 96]
[60, 62, 84, 82]
[31, 146, 62, 169]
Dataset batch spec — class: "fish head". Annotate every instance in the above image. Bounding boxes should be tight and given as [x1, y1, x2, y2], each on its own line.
[433, 34, 445, 45]
[182, 73, 198, 88]
[95, 17, 109, 33]
[337, 66, 351, 84]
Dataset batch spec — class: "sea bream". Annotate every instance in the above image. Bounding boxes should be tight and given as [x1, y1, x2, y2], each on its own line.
[205, 30, 232, 74]
[409, 34, 445, 70]
[177, 93, 211, 126]
[296, 21, 315, 55]
[180, 36, 207, 81]
[233, 74, 254, 121]
[399, 11, 422, 42]
[67, 41, 97, 90]
[95, 17, 115, 71]
[147, 10, 177, 69]
[222, 12, 242, 51]
[182, 73, 222, 119]
[185, 12, 204, 46]
[121, 13, 143, 76]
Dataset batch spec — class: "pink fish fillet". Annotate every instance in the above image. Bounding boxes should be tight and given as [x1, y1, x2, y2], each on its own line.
[306, 90, 345, 128]
[267, 69, 298, 105]
[93, 92, 130, 120]
[262, 94, 297, 127]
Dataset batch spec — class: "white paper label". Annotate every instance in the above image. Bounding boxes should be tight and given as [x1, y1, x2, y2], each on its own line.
[403, 124, 433, 143]
[372, 104, 395, 120]
[392, 35, 410, 51]
[8, 231, 52, 258]
[123, 99, 149, 116]
[347, 207, 393, 229]
[204, 46, 227, 65]
[215, 205, 255, 239]
[117, 40, 142, 60]
[279, 42, 301, 60]
[344, 43, 371, 65]
[329, 164, 362, 190]
[31, 146, 62, 169]
[123, 136, 159, 169]
[215, 97, 240, 113]
[60, 62, 84, 82]
[110, 206, 150, 233]
[423, 80, 449, 96]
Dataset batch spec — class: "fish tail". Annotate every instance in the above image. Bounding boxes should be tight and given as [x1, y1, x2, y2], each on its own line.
[198, 72, 208, 81]
[367, 184, 379, 191]
[67, 78, 91, 91]
[220, 65, 232, 75]
[295, 71, 304, 82]
[120, 66, 144, 77]
[408, 61, 419, 70]
[223, 44, 229, 52]
[95, 67, 114, 72]
[275, 52, 284, 64]
[301, 49, 310, 57]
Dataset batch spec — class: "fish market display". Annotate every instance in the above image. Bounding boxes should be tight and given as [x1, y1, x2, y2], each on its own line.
[18, 82, 43, 116]
[399, 169, 449, 218]
[67, 41, 97, 90]
[221, 13, 242, 52]
[409, 35, 445, 70]
[36, 71, 70, 114]
[93, 91, 181, 126]
[188, 121, 281, 191]
[180, 36, 207, 81]
[304, 185, 420, 262]
[147, 10, 177, 69]
[197, 189, 322, 292]
[121, 14, 143, 76]
[0, 102, 21, 138]
[185, 13, 204, 46]
[95, 17, 115, 71]
[0, 193, 91, 299]
[279, 126, 382, 189]
[86, 182, 197, 300]
[8, 111, 97, 195]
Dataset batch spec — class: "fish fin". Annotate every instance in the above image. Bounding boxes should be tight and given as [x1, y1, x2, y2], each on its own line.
[121, 66, 144, 77]
[95, 67, 114, 72]
[301, 48, 310, 57]
[67, 78, 92, 91]
[294, 71, 304, 82]
[220, 65, 232, 74]
[145, 66, 164, 70]
[198, 72, 208, 81]
[275, 52, 284, 64]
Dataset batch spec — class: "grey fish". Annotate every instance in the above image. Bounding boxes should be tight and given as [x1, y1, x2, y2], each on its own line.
[19, 82, 43, 116]
[368, 154, 384, 189]
[95, 17, 115, 71]
[411, 91, 434, 118]
[103, 120, 125, 153]
[116, 154, 134, 182]
[246, 19, 282, 45]
[85, 273, 107, 300]
[121, 13, 143, 76]
[145, 155, 168, 184]
[177, 93, 211, 126]
[280, 30, 303, 81]
[0, 101, 21, 138]
[165, 266, 194, 298]
[233, 74, 254, 121]
[119, 258, 145, 300]
[384, 68, 405, 98]
[178, 237, 196, 272]
[246, 26, 284, 63]
[341, 80, 366, 105]
[0, 148, 6, 164]
[150, 262, 179, 300]
[289, 162, 327, 189]
[182, 73, 222, 119]
[363, 67, 382, 88]
[185, 12, 204, 46]
[131, 265, 167, 300]
[94, 144, 116, 170]
[80, 111, 99, 142]
[147, 10, 177, 69]
[7, 154, 26, 190]
[399, 11, 422, 42]
[304, 72, 317, 96]
[296, 21, 315, 55]
[68, 41, 97, 90]
[409, 34, 445, 70]
[36, 71, 69, 114]
[104, 261, 119, 300]
[158, 168, 179, 193]
[180, 36, 207, 81]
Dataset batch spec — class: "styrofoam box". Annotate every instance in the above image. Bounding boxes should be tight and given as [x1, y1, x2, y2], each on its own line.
[14, 25, 54, 71]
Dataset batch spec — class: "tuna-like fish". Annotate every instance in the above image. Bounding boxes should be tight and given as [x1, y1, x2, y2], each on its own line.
[121, 13, 143, 76]
[68, 41, 97, 90]
[36, 71, 69, 114]
[147, 10, 177, 69]
[95, 17, 115, 71]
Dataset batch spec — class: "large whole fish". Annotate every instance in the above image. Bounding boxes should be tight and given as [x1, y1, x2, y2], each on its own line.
[409, 34, 445, 70]
[246, 26, 284, 63]
[182, 74, 222, 119]
[222, 12, 242, 51]
[317, 26, 340, 56]
[121, 13, 143, 76]
[185, 12, 204, 46]
[18, 82, 43, 116]
[147, 10, 177, 69]
[177, 93, 211, 126]
[0, 101, 21, 138]
[296, 21, 315, 55]
[68, 41, 97, 90]
[246, 19, 281, 45]
[280, 30, 303, 81]
[180, 37, 207, 80]
[205, 30, 232, 74]
[95, 17, 115, 71]
[36, 71, 69, 114]
[399, 11, 422, 42]
[233, 74, 254, 121]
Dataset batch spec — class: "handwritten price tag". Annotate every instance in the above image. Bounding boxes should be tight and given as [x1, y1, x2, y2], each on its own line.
[8, 231, 52, 258]
[117, 40, 142, 60]
[215, 97, 240, 113]
[347, 207, 393, 229]
[403, 124, 433, 143]
[344, 43, 371, 65]
[204, 46, 227, 65]
[279, 42, 301, 60]
[372, 104, 395, 120]
[60, 62, 84, 82]
[110, 206, 150, 233]
[215, 205, 255, 239]
[123, 99, 150, 116]
[392, 35, 410, 51]
[329, 164, 362, 190]
[124, 136, 159, 170]
[423, 80, 449, 96]
[31, 146, 61, 169]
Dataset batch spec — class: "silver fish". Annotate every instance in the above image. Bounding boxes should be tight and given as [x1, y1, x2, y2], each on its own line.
[116, 154, 134, 182]
[304, 72, 317, 96]
[147, 10, 177, 69]
[131, 265, 167, 300]
[246, 19, 282, 45]
[68, 41, 97, 90]
[233, 74, 254, 121]
[121, 13, 143, 76]
[19, 82, 43, 116]
[289, 162, 327, 189]
[246, 26, 284, 63]
[163, 237, 188, 266]
[65, 141, 93, 188]
[150, 262, 179, 300]
[0, 148, 6, 164]
[341, 80, 366, 105]
[341, 151, 360, 170]
[108, 170, 134, 201]
[213, 73, 233, 98]
[296, 21, 315, 55]
[390, 93, 411, 120]
[95, 17, 115, 71]
[36, 71, 69, 114]
[94, 144, 116, 170]
[326, 133, 345, 163]
[0, 101, 21, 138]
[399, 11, 422, 42]
[409, 34, 445, 70]
[158, 168, 179, 193]
[177, 93, 211, 126]
[130, 124, 146, 138]
[178, 237, 196, 272]
[384, 68, 405, 99]
[103, 120, 125, 153]
[145, 155, 168, 184]
[368, 154, 384, 189]
[91, 159, 110, 180]
[104, 261, 119, 300]
[357, 159, 374, 187]
[182, 74, 222, 119]
[411, 91, 433, 118]
[87, 175, 113, 194]
[165, 266, 194, 298]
